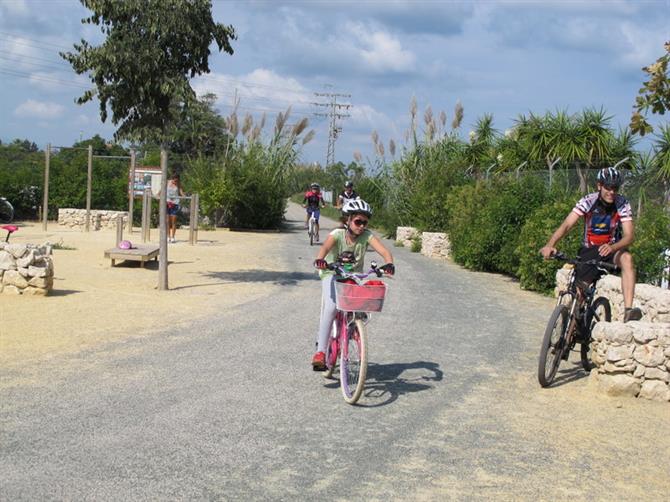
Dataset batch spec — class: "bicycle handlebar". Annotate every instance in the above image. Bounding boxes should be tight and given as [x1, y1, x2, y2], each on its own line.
[552, 251, 618, 272]
[326, 261, 386, 281]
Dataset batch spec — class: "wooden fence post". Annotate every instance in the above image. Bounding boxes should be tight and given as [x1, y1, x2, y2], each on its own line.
[85, 144, 93, 232]
[128, 149, 136, 233]
[42, 143, 50, 231]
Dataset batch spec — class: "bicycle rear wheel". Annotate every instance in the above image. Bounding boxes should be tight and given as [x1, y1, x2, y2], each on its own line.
[308, 218, 314, 246]
[538, 304, 569, 387]
[582, 297, 611, 371]
[324, 319, 338, 379]
[0, 199, 13, 224]
[340, 319, 367, 404]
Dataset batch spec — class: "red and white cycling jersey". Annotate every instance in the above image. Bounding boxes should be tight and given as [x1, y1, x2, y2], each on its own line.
[572, 192, 632, 247]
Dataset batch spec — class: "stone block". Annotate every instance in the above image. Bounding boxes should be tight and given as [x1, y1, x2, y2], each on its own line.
[603, 322, 634, 344]
[606, 345, 634, 362]
[16, 250, 35, 268]
[2, 284, 21, 295]
[0, 250, 16, 271]
[633, 344, 666, 367]
[2, 269, 28, 289]
[633, 365, 645, 378]
[597, 373, 641, 397]
[23, 286, 48, 296]
[643, 367, 669, 382]
[638, 380, 670, 402]
[603, 361, 636, 373]
[17, 267, 29, 278]
[5, 243, 27, 259]
[632, 324, 660, 343]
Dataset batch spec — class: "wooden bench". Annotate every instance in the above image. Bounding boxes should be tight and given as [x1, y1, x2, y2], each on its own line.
[104, 245, 160, 267]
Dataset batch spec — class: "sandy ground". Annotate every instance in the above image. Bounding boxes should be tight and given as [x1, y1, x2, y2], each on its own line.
[0, 221, 283, 368]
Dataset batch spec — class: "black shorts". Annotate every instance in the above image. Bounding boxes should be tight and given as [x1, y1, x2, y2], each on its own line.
[574, 246, 617, 288]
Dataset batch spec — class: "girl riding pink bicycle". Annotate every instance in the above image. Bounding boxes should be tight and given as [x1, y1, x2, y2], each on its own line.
[312, 199, 394, 371]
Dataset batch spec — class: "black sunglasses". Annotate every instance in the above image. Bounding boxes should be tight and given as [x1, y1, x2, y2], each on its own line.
[352, 218, 369, 227]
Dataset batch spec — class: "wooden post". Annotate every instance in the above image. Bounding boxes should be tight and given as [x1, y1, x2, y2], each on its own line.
[141, 188, 151, 243]
[116, 214, 124, 246]
[128, 149, 136, 233]
[42, 143, 50, 231]
[193, 192, 199, 244]
[158, 148, 168, 290]
[188, 195, 195, 245]
[85, 144, 93, 232]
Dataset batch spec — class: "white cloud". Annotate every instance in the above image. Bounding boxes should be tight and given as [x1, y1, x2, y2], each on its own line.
[14, 99, 65, 119]
[192, 68, 314, 115]
[346, 22, 416, 73]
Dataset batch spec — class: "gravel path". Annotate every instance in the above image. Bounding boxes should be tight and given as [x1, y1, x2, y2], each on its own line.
[1, 204, 668, 500]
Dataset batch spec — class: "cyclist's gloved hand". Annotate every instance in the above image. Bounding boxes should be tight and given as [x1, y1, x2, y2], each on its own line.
[314, 259, 328, 270]
[380, 263, 395, 275]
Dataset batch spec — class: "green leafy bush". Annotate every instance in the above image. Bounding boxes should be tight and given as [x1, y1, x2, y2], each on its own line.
[445, 176, 548, 273]
[631, 203, 670, 285]
[516, 197, 582, 294]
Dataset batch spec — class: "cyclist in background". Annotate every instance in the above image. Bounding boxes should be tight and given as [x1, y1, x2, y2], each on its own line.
[336, 181, 359, 208]
[303, 182, 326, 241]
[336, 181, 359, 228]
[312, 199, 395, 370]
[540, 167, 642, 323]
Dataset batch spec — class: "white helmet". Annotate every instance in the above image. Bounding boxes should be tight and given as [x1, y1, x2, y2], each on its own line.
[342, 199, 372, 217]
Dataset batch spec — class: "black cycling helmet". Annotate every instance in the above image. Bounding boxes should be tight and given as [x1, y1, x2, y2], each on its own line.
[597, 167, 622, 188]
[344, 181, 353, 188]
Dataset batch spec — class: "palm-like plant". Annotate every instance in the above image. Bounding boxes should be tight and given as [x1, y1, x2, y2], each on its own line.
[576, 107, 613, 192]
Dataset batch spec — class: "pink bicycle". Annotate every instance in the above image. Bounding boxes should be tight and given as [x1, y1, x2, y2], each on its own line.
[323, 261, 388, 404]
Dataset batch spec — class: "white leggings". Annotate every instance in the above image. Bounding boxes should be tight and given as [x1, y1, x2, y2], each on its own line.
[316, 275, 337, 352]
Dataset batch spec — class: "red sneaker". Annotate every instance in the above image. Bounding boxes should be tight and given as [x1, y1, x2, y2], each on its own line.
[312, 351, 326, 371]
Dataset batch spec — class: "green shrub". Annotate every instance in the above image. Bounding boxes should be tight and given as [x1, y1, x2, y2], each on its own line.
[445, 183, 489, 269]
[516, 197, 582, 294]
[410, 237, 422, 253]
[445, 176, 547, 274]
[631, 203, 670, 285]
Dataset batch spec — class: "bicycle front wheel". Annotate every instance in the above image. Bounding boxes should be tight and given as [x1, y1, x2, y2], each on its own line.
[582, 297, 611, 371]
[340, 319, 368, 404]
[0, 199, 13, 224]
[538, 304, 569, 388]
[308, 219, 314, 246]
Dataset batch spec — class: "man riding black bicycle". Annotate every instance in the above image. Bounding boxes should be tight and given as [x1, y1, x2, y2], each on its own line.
[540, 167, 642, 323]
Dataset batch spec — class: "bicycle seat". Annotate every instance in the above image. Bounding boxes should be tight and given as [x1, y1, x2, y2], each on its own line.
[1, 225, 18, 234]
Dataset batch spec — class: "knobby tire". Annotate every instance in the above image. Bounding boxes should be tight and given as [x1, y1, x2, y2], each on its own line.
[538, 304, 569, 388]
[582, 297, 611, 371]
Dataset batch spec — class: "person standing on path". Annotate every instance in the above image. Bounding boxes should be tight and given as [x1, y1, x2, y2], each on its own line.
[312, 199, 395, 370]
[165, 173, 184, 243]
[540, 167, 642, 322]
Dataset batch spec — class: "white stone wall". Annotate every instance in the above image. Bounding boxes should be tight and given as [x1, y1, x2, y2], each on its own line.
[555, 267, 670, 323]
[0, 242, 54, 296]
[58, 208, 129, 230]
[590, 322, 670, 402]
[421, 232, 451, 260]
[396, 226, 420, 248]
[556, 265, 670, 402]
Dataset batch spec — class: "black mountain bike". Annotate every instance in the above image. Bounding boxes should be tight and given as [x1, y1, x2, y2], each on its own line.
[0, 197, 14, 224]
[538, 252, 615, 388]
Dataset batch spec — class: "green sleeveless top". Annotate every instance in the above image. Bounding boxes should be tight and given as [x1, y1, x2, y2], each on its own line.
[320, 228, 373, 278]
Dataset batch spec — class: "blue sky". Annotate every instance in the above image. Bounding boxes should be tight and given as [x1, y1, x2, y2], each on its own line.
[1, 0, 668, 165]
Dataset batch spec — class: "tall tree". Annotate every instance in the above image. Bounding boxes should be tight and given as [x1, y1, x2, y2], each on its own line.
[61, 0, 235, 142]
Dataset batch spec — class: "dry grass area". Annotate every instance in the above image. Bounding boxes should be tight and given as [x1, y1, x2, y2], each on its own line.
[0, 221, 283, 368]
